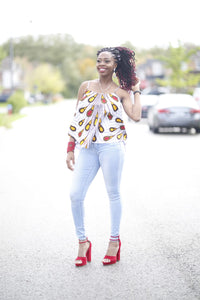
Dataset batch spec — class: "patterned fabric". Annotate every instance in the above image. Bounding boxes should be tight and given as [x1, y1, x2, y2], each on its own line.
[68, 90, 127, 148]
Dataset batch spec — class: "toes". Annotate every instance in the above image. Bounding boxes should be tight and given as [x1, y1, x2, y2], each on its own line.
[102, 259, 110, 263]
[75, 259, 82, 264]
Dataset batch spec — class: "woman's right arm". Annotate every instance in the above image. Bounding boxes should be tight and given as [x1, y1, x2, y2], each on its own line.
[66, 136, 76, 171]
[75, 81, 89, 108]
[66, 81, 89, 171]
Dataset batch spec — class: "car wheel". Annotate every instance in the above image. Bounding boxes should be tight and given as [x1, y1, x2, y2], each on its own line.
[195, 128, 200, 133]
[153, 127, 159, 133]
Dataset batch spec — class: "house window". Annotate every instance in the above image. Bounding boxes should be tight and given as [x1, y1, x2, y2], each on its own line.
[195, 58, 200, 71]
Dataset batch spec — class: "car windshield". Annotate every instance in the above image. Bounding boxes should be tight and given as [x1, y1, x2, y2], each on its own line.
[157, 94, 197, 109]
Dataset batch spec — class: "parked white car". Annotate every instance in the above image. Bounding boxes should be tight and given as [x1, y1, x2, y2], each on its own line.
[147, 94, 200, 133]
[140, 95, 158, 118]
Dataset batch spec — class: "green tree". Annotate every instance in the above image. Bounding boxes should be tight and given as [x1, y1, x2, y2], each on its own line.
[78, 58, 97, 80]
[31, 64, 65, 96]
[3, 34, 200, 97]
[14, 57, 34, 91]
[61, 44, 98, 97]
[61, 57, 82, 98]
[2, 34, 76, 66]
[0, 46, 6, 63]
[156, 42, 200, 93]
[2, 35, 98, 98]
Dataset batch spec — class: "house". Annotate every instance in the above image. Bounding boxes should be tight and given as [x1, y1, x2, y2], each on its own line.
[0, 57, 23, 91]
[137, 59, 166, 89]
[190, 51, 200, 75]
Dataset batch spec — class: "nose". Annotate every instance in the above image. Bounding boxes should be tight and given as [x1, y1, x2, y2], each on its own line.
[98, 62, 106, 68]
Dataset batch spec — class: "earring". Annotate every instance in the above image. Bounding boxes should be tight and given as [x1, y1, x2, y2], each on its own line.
[113, 68, 116, 78]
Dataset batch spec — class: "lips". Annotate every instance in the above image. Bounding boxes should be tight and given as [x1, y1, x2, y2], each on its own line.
[99, 68, 106, 72]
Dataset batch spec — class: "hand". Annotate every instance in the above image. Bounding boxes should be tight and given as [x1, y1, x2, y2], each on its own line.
[66, 152, 75, 171]
[132, 79, 140, 92]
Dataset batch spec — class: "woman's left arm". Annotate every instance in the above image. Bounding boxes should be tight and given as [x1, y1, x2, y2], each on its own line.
[121, 83, 142, 122]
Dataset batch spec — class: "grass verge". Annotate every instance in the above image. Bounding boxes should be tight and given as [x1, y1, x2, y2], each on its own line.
[0, 113, 26, 129]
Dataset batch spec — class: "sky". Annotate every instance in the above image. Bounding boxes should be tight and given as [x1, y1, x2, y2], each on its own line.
[0, 0, 199, 49]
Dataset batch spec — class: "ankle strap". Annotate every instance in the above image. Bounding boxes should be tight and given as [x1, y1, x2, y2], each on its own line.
[110, 235, 120, 242]
[79, 238, 88, 244]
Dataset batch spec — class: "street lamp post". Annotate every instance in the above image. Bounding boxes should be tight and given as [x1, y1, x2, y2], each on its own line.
[9, 37, 14, 91]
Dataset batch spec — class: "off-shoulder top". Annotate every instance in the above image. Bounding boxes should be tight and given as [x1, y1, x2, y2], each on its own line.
[68, 84, 127, 148]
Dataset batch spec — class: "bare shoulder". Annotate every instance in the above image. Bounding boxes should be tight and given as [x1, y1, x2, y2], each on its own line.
[77, 81, 90, 98]
[79, 80, 98, 93]
[79, 81, 89, 91]
[116, 87, 130, 101]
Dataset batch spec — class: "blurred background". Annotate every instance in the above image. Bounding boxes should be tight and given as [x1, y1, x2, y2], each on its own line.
[0, 0, 200, 127]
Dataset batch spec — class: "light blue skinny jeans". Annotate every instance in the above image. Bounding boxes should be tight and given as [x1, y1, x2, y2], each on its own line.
[70, 142, 125, 240]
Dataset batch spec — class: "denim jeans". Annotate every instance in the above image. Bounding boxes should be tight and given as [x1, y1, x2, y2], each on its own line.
[70, 142, 125, 240]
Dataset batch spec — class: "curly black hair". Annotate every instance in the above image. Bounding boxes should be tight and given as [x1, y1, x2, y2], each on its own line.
[97, 47, 139, 91]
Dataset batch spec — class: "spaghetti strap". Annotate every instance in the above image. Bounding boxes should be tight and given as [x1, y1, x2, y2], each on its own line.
[114, 86, 120, 93]
[87, 81, 90, 89]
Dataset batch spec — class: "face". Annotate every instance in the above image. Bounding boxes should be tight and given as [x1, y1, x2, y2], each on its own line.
[96, 51, 117, 76]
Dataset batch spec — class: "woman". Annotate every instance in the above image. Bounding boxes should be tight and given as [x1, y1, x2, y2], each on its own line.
[66, 47, 141, 266]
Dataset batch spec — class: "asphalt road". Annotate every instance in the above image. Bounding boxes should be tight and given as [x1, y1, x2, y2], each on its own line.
[0, 100, 200, 300]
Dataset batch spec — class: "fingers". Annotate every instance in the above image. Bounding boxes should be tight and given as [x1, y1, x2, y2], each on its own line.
[132, 83, 140, 91]
[66, 161, 74, 170]
[132, 79, 140, 91]
[66, 159, 74, 171]
[66, 152, 75, 171]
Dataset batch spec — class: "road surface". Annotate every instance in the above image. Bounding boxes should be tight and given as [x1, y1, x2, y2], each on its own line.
[0, 100, 200, 300]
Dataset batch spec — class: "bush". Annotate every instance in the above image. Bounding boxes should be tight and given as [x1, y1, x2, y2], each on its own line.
[7, 91, 27, 113]
[0, 113, 26, 128]
[0, 114, 12, 128]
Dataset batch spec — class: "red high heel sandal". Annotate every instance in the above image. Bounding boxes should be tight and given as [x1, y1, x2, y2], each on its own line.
[75, 239, 92, 267]
[102, 238, 121, 266]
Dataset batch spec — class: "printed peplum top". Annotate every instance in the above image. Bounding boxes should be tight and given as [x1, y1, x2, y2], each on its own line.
[68, 89, 127, 148]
